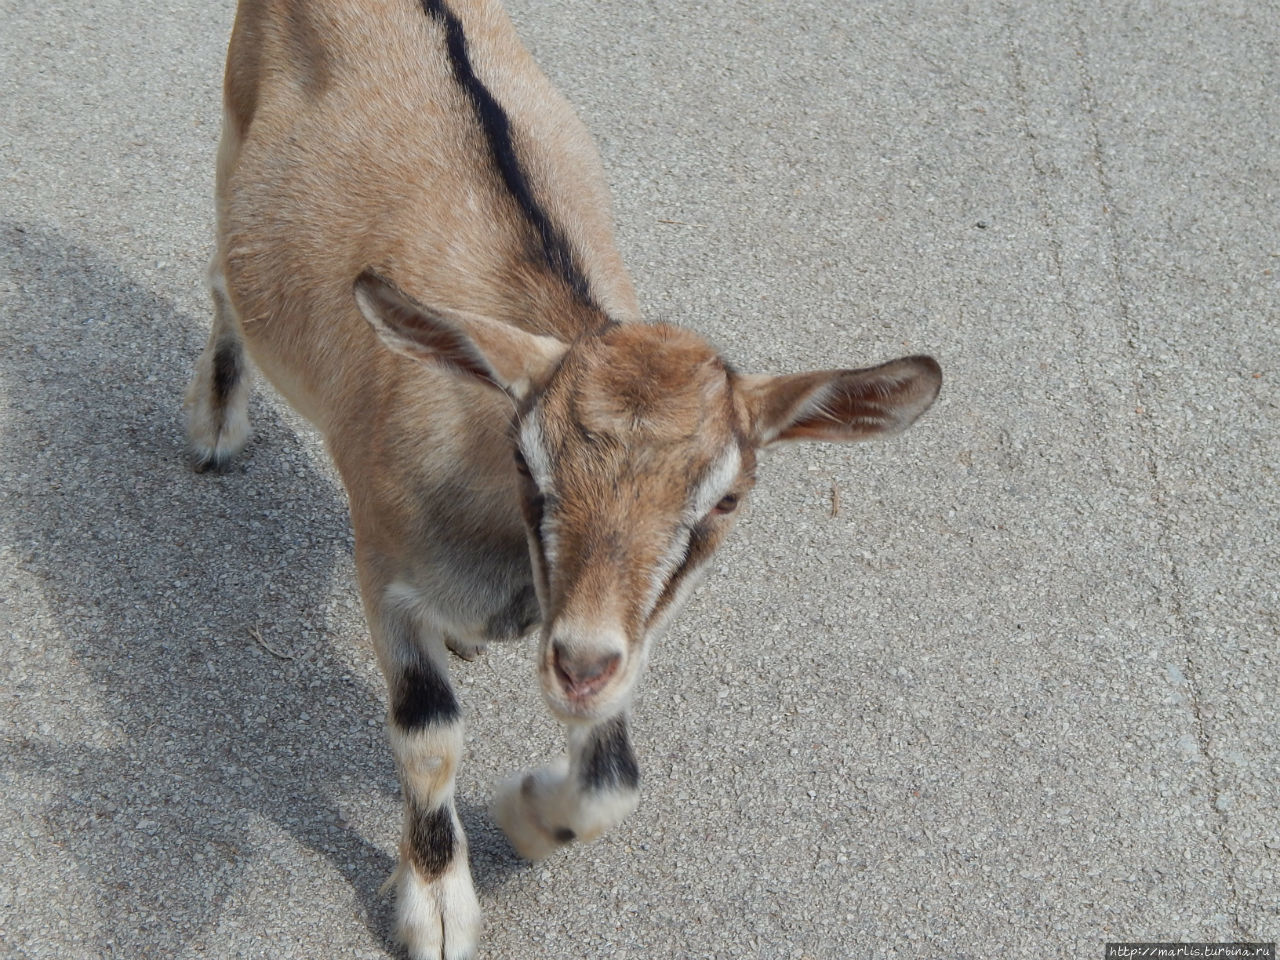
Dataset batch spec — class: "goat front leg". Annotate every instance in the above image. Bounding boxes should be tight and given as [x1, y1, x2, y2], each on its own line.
[374, 588, 481, 960]
[492, 714, 640, 860]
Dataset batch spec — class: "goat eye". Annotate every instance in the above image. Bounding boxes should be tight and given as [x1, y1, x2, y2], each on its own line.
[713, 493, 739, 515]
[513, 449, 531, 478]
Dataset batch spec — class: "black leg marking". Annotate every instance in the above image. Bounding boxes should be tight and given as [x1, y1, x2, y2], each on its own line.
[581, 716, 640, 792]
[417, 0, 598, 310]
[408, 800, 456, 878]
[191, 337, 245, 473]
[392, 659, 461, 730]
[211, 337, 241, 409]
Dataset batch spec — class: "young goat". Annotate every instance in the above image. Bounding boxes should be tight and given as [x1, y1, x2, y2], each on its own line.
[186, 0, 942, 956]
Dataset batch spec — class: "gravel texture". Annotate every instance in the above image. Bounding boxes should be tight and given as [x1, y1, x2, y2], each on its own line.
[1, 0, 1276, 958]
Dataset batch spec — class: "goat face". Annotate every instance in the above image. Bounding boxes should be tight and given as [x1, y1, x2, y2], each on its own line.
[515, 322, 752, 722]
[356, 270, 940, 725]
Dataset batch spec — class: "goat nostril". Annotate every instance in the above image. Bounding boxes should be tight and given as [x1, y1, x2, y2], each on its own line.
[552, 645, 621, 694]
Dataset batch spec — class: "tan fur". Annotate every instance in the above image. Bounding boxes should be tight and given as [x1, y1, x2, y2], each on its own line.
[214, 0, 642, 603]
[528, 326, 741, 659]
[189, 2, 940, 956]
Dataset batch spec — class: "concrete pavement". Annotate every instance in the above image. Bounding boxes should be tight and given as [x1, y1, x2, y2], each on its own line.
[1, 0, 1276, 957]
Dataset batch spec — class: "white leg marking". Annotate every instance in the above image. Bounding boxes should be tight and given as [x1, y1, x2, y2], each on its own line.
[395, 851, 482, 960]
[491, 757, 639, 860]
[491, 759, 571, 861]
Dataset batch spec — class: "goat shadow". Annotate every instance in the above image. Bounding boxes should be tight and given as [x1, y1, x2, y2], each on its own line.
[0, 221, 526, 959]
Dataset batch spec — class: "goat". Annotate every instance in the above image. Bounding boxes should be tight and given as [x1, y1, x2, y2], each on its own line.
[185, 0, 942, 956]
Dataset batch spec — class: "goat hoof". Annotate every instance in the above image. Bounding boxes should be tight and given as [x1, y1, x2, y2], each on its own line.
[445, 633, 487, 661]
[490, 764, 571, 861]
[394, 860, 481, 960]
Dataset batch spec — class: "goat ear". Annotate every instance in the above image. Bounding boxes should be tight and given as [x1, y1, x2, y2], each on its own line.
[353, 270, 567, 400]
[741, 355, 941, 446]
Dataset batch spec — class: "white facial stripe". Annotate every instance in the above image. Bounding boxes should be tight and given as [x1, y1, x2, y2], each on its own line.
[519, 413, 555, 494]
[645, 562, 709, 643]
[517, 411, 561, 591]
[525, 528, 551, 614]
[689, 445, 742, 521]
[639, 445, 739, 619]
[643, 526, 693, 617]
[540, 511, 560, 574]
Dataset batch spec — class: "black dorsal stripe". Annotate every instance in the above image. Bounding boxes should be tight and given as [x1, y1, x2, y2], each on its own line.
[419, 0, 597, 309]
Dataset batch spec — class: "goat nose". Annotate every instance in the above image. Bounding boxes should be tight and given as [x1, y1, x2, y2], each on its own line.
[552, 644, 621, 696]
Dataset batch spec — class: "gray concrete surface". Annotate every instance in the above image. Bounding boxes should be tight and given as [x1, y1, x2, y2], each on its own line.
[1, 0, 1276, 957]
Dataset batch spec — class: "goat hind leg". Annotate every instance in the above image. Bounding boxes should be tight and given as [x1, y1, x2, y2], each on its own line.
[185, 258, 252, 472]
